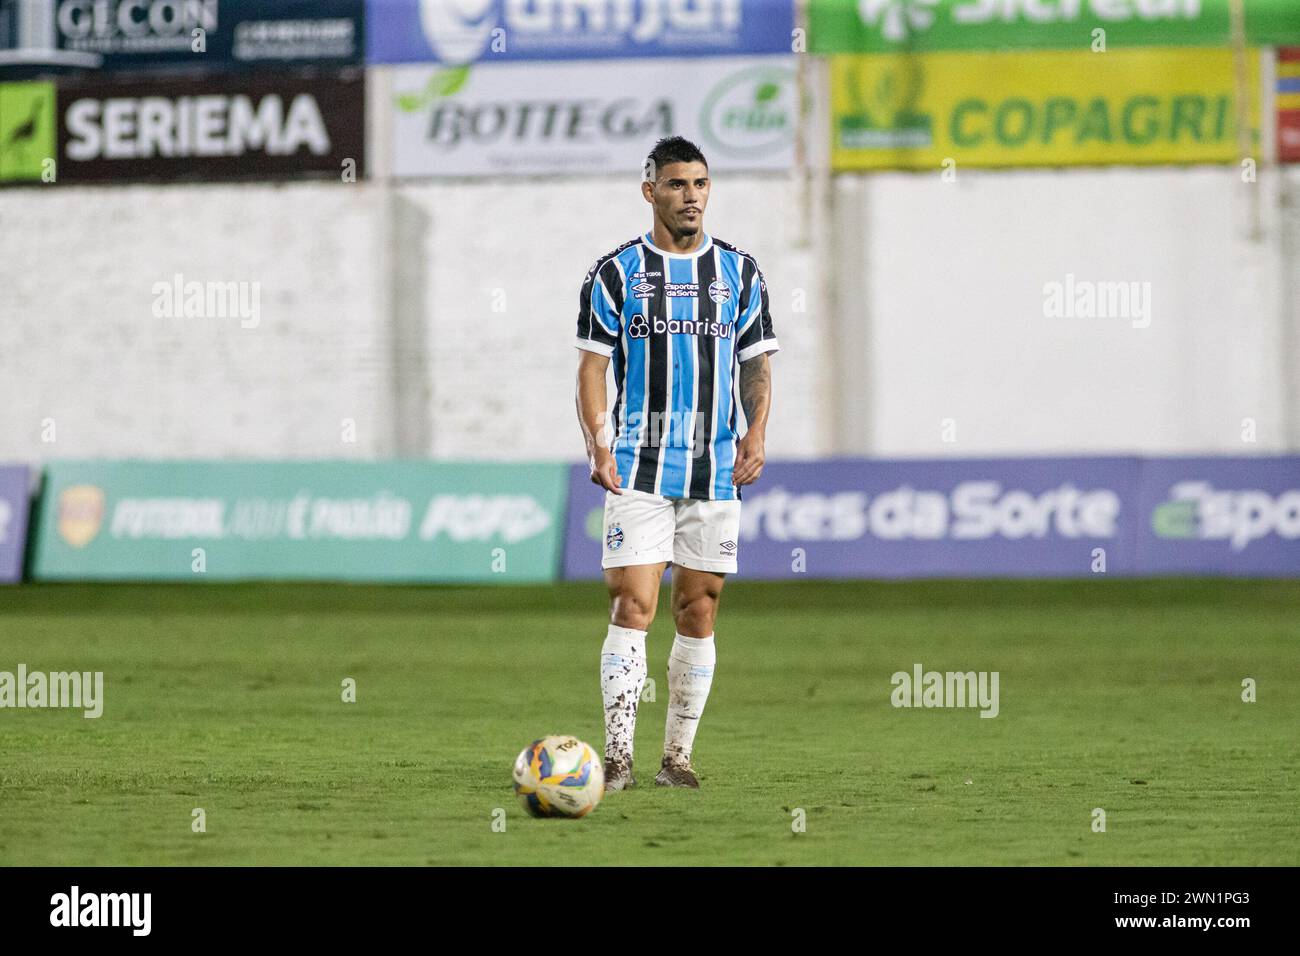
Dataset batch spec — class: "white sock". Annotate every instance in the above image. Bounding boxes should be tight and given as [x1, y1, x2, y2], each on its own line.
[600, 625, 648, 766]
[664, 633, 716, 766]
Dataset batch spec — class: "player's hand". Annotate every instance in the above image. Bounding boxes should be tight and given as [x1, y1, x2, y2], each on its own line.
[732, 431, 766, 487]
[590, 449, 623, 494]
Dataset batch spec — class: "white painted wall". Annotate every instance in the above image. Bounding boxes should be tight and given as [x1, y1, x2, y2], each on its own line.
[0, 181, 393, 460]
[0, 173, 829, 465]
[837, 164, 1300, 456]
[0, 165, 1296, 466]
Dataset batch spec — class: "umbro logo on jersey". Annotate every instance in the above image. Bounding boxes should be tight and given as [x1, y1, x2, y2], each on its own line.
[631, 271, 662, 299]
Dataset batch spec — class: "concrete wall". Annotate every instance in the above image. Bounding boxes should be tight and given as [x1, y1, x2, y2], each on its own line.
[0, 173, 829, 464]
[0, 181, 393, 460]
[1, 164, 1296, 466]
[834, 164, 1300, 456]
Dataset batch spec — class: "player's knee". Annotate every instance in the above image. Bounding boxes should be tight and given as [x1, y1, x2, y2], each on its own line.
[610, 591, 655, 631]
[673, 593, 718, 636]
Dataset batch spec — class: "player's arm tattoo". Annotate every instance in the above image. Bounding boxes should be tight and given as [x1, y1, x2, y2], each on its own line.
[738, 353, 772, 433]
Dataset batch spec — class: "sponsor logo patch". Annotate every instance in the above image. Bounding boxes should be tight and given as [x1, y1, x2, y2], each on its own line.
[652, 316, 730, 338]
[58, 485, 106, 549]
[630, 270, 661, 298]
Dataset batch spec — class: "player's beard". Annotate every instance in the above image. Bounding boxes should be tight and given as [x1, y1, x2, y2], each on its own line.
[673, 213, 702, 241]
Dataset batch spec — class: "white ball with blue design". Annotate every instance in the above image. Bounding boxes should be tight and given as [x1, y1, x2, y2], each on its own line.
[512, 735, 604, 818]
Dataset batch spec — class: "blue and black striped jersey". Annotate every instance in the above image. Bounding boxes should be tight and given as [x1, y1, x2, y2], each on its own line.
[576, 232, 779, 501]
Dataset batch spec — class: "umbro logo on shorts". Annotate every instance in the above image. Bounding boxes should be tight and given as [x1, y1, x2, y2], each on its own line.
[719, 540, 737, 554]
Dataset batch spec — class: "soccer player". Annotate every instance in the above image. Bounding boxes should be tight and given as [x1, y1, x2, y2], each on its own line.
[574, 136, 778, 791]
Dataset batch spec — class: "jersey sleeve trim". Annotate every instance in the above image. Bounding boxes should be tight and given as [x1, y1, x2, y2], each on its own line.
[575, 337, 615, 357]
[737, 338, 779, 362]
[735, 255, 776, 368]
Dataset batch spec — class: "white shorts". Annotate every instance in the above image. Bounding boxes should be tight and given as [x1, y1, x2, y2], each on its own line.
[600, 489, 741, 574]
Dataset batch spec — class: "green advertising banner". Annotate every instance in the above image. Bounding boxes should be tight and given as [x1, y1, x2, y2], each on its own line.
[0, 82, 55, 182]
[810, 0, 1300, 53]
[32, 460, 569, 583]
[831, 47, 1258, 169]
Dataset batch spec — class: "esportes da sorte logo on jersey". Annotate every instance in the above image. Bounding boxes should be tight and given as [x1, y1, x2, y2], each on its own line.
[632, 275, 733, 303]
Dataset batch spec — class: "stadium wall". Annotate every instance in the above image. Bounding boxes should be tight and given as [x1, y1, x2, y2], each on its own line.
[0, 182, 394, 460]
[1, 167, 1297, 465]
[0, 174, 832, 464]
[834, 165, 1300, 458]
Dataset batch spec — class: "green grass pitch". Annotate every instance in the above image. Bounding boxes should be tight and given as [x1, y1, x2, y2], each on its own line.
[1, 579, 1297, 866]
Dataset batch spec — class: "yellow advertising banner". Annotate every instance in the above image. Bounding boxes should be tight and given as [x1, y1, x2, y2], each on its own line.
[831, 49, 1260, 170]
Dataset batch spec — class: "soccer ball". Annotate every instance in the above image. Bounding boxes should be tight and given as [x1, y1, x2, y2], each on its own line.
[512, 735, 604, 818]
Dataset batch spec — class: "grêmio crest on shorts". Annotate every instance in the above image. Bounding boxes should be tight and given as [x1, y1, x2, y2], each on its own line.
[576, 233, 779, 502]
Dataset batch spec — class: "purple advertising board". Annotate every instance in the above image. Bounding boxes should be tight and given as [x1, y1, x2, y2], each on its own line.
[563, 458, 1143, 580]
[0, 464, 31, 583]
[367, 0, 794, 65]
[1135, 456, 1300, 576]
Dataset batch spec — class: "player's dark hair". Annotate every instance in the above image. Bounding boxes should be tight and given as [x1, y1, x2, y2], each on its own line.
[643, 136, 708, 181]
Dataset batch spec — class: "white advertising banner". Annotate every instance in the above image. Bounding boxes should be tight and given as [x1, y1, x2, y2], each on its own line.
[389, 55, 796, 177]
